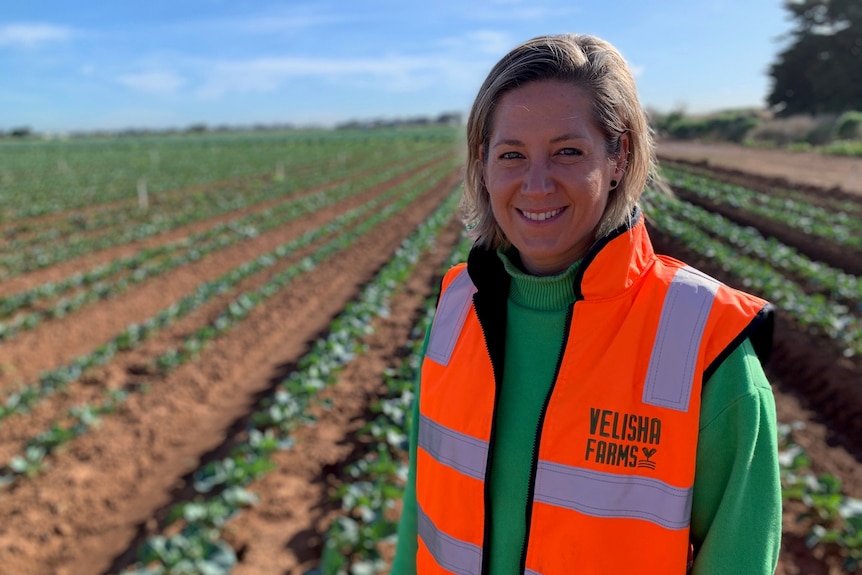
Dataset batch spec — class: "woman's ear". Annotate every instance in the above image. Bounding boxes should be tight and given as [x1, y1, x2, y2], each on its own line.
[613, 132, 631, 182]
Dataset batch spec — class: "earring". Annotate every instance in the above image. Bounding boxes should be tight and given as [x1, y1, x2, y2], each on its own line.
[610, 179, 618, 188]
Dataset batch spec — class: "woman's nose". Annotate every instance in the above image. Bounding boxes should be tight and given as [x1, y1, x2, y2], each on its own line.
[523, 161, 553, 194]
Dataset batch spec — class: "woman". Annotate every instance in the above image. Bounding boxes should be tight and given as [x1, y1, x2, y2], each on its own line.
[391, 33, 781, 574]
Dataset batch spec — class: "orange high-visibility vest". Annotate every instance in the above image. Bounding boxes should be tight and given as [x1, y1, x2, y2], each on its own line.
[416, 213, 773, 575]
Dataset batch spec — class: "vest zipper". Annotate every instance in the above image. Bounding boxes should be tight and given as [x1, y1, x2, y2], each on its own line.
[518, 303, 575, 571]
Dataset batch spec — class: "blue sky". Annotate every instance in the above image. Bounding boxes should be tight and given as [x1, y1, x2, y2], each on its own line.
[1, 1, 793, 133]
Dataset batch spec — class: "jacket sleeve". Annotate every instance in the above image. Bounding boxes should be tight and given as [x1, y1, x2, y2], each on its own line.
[690, 338, 782, 574]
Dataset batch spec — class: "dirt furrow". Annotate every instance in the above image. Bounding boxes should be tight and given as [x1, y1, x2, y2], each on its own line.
[0, 156, 340, 246]
[1, 179, 297, 297]
[656, 140, 862, 197]
[0, 157, 452, 391]
[0, 163, 458, 464]
[0, 169, 461, 575]
[0, 184, 403, 461]
[0, 157, 419, 298]
[669, 184, 862, 277]
[160, 214, 464, 575]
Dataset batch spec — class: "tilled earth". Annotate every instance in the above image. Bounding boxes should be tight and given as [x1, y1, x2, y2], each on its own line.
[0, 142, 859, 574]
[0, 159, 464, 574]
[657, 140, 862, 196]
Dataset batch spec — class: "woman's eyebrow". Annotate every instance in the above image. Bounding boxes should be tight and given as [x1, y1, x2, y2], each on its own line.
[550, 132, 589, 143]
[491, 133, 588, 147]
[490, 137, 524, 148]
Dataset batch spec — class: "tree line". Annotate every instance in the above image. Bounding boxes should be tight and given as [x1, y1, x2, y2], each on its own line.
[768, 0, 862, 116]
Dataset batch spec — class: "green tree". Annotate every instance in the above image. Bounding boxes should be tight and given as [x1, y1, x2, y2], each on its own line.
[768, 0, 862, 116]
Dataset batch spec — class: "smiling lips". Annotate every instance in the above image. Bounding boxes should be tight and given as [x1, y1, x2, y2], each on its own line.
[518, 207, 566, 222]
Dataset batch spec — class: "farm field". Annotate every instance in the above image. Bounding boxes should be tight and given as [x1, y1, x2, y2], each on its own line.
[657, 140, 862, 196]
[0, 130, 859, 575]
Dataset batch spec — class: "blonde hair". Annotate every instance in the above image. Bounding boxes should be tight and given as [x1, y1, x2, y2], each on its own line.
[463, 33, 661, 248]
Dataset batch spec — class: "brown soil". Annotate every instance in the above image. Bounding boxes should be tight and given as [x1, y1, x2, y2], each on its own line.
[659, 162, 862, 278]
[0, 140, 859, 574]
[657, 140, 862, 197]
[0, 157, 462, 575]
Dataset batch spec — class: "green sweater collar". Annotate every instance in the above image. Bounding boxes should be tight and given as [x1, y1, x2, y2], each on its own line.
[496, 250, 579, 312]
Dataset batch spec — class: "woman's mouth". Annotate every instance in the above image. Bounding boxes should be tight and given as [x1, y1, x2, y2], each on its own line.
[518, 207, 565, 222]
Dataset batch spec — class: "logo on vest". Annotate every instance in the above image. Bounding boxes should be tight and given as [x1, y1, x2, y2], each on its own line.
[584, 408, 662, 469]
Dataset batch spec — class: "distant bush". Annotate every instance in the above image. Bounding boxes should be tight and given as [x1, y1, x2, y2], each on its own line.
[8, 126, 32, 138]
[786, 141, 814, 152]
[654, 108, 763, 143]
[652, 108, 862, 156]
[745, 114, 833, 146]
[821, 139, 862, 157]
[833, 111, 862, 140]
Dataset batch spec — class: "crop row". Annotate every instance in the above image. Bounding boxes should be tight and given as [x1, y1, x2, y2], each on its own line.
[660, 160, 862, 218]
[116, 177, 464, 575]
[661, 166, 862, 250]
[0, 164, 453, 508]
[647, 188, 861, 310]
[0, 138, 456, 278]
[0, 153, 453, 340]
[642, 190, 861, 357]
[315, 234, 472, 575]
[0, 160, 455, 432]
[1, 134, 446, 247]
[0, 127, 459, 219]
[779, 423, 862, 572]
[3, 142, 334, 242]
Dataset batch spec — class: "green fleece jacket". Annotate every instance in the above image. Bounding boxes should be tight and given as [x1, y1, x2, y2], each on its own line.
[391, 252, 782, 574]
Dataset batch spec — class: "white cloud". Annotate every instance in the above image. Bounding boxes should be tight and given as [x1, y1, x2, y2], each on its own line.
[195, 54, 459, 99]
[461, 2, 579, 24]
[231, 13, 341, 34]
[438, 30, 515, 56]
[167, 6, 342, 37]
[0, 23, 75, 48]
[116, 70, 185, 95]
[186, 27, 519, 101]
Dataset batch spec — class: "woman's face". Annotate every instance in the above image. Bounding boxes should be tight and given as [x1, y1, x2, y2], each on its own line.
[482, 79, 627, 276]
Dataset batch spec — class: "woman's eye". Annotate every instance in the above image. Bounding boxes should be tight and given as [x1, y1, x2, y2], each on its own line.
[499, 151, 524, 160]
[557, 147, 581, 156]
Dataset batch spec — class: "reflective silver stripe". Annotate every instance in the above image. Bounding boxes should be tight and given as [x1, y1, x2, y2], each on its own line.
[534, 460, 692, 530]
[418, 413, 488, 481]
[525, 570, 542, 575]
[426, 267, 476, 366]
[418, 503, 482, 575]
[643, 266, 720, 412]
